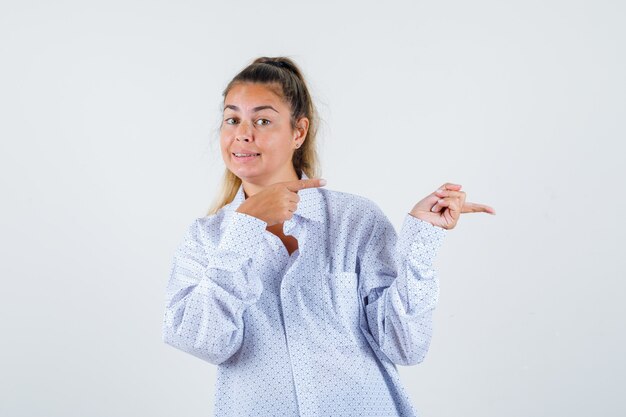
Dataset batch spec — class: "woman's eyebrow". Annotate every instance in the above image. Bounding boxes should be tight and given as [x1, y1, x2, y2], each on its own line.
[223, 104, 279, 113]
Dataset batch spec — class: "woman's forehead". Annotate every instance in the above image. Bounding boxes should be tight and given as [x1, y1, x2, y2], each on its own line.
[224, 83, 285, 108]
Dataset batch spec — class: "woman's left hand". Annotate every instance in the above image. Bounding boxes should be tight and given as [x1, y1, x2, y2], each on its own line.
[409, 183, 496, 230]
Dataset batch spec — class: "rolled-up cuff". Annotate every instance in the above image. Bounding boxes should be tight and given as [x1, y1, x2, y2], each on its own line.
[397, 214, 447, 269]
[217, 211, 268, 259]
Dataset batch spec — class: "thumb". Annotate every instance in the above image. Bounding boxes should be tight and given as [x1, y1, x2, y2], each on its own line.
[415, 192, 442, 213]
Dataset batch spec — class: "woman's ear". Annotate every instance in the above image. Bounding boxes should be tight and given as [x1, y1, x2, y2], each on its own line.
[294, 116, 309, 142]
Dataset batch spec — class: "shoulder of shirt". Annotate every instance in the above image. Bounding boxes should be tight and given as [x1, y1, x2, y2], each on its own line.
[180, 209, 227, 246]
[316, 187, 389, 225]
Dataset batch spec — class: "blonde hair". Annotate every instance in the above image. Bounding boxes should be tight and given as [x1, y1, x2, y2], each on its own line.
[206, 56, 321, 216]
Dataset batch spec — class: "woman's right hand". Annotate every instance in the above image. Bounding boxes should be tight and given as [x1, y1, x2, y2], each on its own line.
[235, 178, 327, 227]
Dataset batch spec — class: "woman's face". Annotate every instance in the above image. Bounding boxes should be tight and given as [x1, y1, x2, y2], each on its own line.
[220, 82, 307, 186]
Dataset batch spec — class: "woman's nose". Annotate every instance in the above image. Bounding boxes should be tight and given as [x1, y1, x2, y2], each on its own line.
[235, 120, 253, 141]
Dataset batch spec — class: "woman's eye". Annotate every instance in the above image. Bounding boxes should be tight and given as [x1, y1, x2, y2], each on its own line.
[224, 117, 237, 125]
[256, 119, 270, 126]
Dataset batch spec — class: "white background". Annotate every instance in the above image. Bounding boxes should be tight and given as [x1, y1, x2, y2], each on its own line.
[1, 0, 624, 416]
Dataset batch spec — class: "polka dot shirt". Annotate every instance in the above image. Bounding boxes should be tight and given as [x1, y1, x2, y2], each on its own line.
[163, 172, 447, 417]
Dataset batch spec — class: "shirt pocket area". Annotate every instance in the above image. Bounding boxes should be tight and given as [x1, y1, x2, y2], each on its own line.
[321, 271, 361, 332]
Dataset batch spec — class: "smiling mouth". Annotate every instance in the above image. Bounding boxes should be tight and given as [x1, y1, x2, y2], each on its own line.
[232, 153, 261, 160]
[232, 153, 261, 156]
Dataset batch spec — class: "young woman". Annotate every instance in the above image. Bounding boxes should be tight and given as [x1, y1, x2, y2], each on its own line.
[162, 56, 495, 417]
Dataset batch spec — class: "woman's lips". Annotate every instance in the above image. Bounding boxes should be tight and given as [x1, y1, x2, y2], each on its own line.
[232, 153, 260, 162]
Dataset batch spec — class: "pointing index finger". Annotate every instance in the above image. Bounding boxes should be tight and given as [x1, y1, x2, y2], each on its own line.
[461, 201, 496, 215]
[284, 178, 327, 192]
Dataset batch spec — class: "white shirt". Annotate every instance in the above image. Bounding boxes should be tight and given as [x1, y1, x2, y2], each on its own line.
[162, 172, 447, 416]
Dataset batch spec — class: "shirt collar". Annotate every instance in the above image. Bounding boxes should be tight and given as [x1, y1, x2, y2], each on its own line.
[220, 171, 324, 231]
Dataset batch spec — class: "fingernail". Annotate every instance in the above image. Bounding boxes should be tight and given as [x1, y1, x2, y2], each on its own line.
[431, 205, 437, 212]
[319, 179, 327, 186]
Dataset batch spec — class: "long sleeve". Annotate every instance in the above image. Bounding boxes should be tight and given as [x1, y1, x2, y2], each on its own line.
[357, 207, 447, 366]
[162, 211, 268, 365]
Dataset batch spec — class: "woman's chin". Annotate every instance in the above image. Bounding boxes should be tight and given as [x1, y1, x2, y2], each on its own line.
[230, 167, 260, 181]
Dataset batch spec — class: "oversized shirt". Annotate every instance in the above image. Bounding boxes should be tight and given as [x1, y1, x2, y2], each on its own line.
[162, 172, 447, 417]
